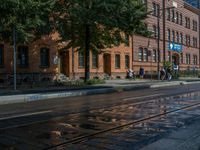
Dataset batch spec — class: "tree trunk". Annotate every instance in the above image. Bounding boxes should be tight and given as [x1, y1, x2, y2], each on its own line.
[84, 24, 90, 82]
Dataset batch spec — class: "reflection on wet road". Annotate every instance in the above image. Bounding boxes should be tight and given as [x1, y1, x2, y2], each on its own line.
[1, 91, 200, 149]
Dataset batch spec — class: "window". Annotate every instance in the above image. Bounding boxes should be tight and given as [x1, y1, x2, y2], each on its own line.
[193, 20, 197, 31]
[193, 55, 198, 65]
[176, 12, 179, 24]
[167, 8, 170, 21]
[78, 51, 84, 68]
[40, 47, 49, 67]
[185, 35, 190, 46]
[172, 30, 175, 42]
[152, 3, 160, 17]
[180, 33, 183, 44]
[0, 45, 3, 66]
[153, 49, 157, 62]
[176, 32, 179, 43]
[125, 55, 130, 69]
[180, 53, 183, 64]
[152, 2, 157, 16]
[153, 25, 157, 38]
[167, 29, 170, 41]
[186, 53, 190, 64]
[172, 9, 175, 22]
[92, 52, 98, 68]
[185, 17, 187, 28]
[18, 46, 28, 67]
[168, 51, 171, 61]
[143, 48, 148, 62]
[115, 54, 120, 69]
[180, 13, 183, 25]
[193, 37, 197, 48]
[138, 48, 143, 62]
[125, 34, 129, 47]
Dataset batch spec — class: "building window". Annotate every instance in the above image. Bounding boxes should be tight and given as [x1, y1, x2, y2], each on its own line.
[168, 51, 171, 62]
[180, 33, 183, 44]
[167, 29, 170, 41]
[176, 12, 179, 24]
[172, 30, 175, 42]
[40, 47, 49, 67]
[186, 53, 190, 64]
[125, 34, 129, 47]
[143, 48, 148, 62]
[153, 25, 157, 38]
[193, 55, 198, 65]
[193, 20, 197, 31]
[0, 45, 4, 66]
[180, 53, 183, 64]
[138, 48, 143, 62]
[125, 55, 130, 69]
[152, 2, 157, 16]
[172, 9, 175, 22]
[193, 37, 197, 48]
[18, 46, 28, 67]
[180, 13, 183, 25]
[176, 32, 179, 43]
[115, 54, 120, 69]
[78, 51, 84, 68]
[167, 8, 170, 21]
[92, 52, 98, 68]
[152, 49, 157, 62]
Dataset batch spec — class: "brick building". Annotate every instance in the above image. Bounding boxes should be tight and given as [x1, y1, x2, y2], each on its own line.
[0, 0, 199, 83]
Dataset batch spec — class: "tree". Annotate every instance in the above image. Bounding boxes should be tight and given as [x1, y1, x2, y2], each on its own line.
[54, 0, 150, 82]
[0, 0, 55, 90]
[0, 0, 55, 43]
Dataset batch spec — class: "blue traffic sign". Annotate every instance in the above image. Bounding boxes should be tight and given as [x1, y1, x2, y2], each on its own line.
[168, 43, 182, 52]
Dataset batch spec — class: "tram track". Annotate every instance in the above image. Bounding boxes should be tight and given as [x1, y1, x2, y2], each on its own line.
[44, 97, 200, 149]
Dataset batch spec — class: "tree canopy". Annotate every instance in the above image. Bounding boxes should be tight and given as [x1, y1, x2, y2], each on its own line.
[0, 0, 55, 44]
[54, 0, 150, 80]
[54, 0, 149, 53]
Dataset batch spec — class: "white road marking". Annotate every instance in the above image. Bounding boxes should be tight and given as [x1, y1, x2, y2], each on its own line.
[123, 94, 163, 101]
[0, 110, 52, 121]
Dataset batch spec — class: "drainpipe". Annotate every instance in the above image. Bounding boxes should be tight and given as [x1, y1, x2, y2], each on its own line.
[198, 0, 200, 69]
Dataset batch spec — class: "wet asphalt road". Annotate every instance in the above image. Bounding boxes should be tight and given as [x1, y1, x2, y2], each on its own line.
[0, 84, 200, 149]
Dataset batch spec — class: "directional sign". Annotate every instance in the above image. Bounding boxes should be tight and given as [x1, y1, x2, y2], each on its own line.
[168, 43, 182, 52]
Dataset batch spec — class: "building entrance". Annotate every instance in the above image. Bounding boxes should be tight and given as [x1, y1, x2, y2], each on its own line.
[59, 51, 70, 77]
[103, 53, 111, 76]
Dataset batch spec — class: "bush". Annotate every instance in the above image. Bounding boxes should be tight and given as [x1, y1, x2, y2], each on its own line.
[86, 79, 105, 85]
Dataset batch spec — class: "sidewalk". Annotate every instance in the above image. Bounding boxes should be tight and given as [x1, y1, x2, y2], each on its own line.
[0, 78, 200, 105]
[140, 117, 200, 150]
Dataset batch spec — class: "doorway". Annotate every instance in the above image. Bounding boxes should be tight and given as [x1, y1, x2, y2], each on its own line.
[103, 53, 111, 76]
[59, 51, 70, 77]
[172, 53, 179, 65]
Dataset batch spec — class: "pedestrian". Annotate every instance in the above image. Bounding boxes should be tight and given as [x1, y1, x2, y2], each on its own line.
[166, 68, 172, 81]
[139, 67, 144, 79]
[160, 67, 166, 80]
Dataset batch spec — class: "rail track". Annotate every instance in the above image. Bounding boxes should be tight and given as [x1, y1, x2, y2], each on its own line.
[44, 91, 200, 150]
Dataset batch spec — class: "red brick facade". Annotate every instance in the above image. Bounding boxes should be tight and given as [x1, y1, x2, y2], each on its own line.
[0, 0, 199, 82]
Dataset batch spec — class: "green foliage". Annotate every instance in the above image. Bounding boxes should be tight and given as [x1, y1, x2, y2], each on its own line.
[163, 61, 172, 69]
[54, 0, 149, 53]
[0, 0, 55, 44]
[86, 79, 105, 85]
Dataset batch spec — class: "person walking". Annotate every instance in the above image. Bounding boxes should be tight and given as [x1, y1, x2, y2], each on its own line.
[139, 67, 144, 79]
[160, 67, 166, 80]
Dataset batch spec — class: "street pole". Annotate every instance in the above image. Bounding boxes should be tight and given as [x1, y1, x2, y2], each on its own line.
[157, 13, 160, 80]
[13, 27, 17, 90]
[162, 0, 166, 62]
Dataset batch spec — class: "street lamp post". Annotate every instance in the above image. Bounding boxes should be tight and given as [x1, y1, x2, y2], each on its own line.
[157, 12, 160, 80]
